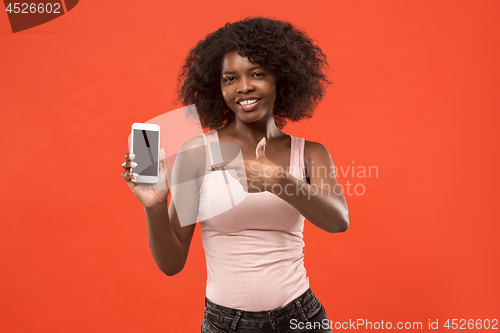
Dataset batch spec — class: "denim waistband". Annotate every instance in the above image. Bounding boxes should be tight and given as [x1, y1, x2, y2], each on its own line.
[203, 288, 323, 332]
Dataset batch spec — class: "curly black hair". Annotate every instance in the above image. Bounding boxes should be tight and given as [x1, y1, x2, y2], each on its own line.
[177, 17, 330, 130]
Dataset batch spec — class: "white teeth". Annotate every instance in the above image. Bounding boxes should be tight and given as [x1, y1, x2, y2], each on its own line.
[238, 99, 258, 106]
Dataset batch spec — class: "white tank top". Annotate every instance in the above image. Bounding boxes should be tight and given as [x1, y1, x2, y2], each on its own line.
[198, 130, 310, 311]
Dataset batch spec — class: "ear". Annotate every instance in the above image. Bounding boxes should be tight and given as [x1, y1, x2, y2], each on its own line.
[255, 138, 266, 159]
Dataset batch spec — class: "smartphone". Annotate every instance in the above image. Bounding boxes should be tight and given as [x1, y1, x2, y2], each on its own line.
[130, 123, 160, 184]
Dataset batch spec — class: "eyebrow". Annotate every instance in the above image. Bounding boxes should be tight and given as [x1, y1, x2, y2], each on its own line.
[222, 65, 262, 75]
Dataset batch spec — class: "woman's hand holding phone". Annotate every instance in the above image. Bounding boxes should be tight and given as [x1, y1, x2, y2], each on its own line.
[121, 148, 170, 208]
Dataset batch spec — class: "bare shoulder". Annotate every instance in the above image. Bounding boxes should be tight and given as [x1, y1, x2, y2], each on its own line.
[304, 140, 332, 162]
[179, 134, 205, 152]
[174, 134, 206, 179]
[303, 140, 337, 185]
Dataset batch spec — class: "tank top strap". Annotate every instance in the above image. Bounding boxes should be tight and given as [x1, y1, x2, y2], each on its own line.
[202, 130, 224, 168]
[289, 135, 306, 181]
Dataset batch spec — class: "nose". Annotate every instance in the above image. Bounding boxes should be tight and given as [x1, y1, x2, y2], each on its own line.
[236, 77, 254, 93]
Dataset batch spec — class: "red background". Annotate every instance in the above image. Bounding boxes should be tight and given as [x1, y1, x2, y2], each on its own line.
[1, 1, 499, 331]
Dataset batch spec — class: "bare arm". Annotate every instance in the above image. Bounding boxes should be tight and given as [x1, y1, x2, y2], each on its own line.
[122, 136, 204, 275]
[145, 200, 196, 276]
[277, 141, 349, 233]
[230, 139, 349, 233]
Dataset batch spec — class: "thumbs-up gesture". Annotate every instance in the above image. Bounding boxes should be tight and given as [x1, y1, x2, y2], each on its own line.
[210, 138, 286, 194]
[236, 138, 282, 194]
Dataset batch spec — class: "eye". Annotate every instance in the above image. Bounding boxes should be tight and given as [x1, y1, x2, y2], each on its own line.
[224, 77, 236, 83]
[252, 72, 265, 78]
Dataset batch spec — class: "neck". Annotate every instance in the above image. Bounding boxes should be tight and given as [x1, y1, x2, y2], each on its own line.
[230, 109, 284, 142]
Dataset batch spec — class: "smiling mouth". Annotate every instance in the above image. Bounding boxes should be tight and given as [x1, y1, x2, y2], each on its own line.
[237, 99, 261, 106]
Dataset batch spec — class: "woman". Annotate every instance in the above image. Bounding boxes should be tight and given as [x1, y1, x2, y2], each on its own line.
[122, 17, 349, 333]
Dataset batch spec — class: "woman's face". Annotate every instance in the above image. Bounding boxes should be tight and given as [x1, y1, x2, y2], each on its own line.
[220, 51, 277, 124]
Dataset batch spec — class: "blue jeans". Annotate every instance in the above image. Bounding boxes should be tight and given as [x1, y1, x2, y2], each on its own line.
[201, 288, 332, 333]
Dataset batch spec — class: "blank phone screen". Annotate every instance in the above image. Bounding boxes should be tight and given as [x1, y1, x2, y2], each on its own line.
[132, 129, 159, 176]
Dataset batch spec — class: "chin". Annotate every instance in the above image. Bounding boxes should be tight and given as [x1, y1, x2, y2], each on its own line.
[238, 112, 268, 123]
[239, 106, 273, 121]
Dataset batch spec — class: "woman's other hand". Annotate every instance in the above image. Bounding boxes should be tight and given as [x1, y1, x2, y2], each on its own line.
[213, 138, 283, 194]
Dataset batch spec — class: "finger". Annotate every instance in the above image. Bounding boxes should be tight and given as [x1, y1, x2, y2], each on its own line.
[123, 153, 136, 171]
[159, 148, 166, 165]
[122, 169, 138, 179]
[208, 162, 231, 171]
[125, 152, 136, 161]
[122, 170, 139, 188]
[255, 137, 266, 159]
[159, 148, 170, 180]
[122, 160, 138, 170]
